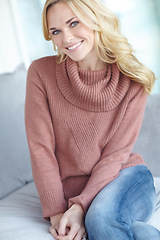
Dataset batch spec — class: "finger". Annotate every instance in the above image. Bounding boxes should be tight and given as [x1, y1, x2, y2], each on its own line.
[81, 237, 88, 240]
[74, 228, 86, 240]
[81, 234, 88, 240]
[66, 223, 80, 240]
[49, 226, 59, 239]
[58, 217, 68, 236]
[57, 224, 79, 240]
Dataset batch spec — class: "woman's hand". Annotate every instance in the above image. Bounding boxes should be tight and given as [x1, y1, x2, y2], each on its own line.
[49, 213, 64, 239]
[57, 204, 87, 240]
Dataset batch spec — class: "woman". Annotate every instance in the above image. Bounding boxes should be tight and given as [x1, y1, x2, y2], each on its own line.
[25, 0, 160, 239]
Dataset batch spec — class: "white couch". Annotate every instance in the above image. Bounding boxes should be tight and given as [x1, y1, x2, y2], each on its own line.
[0, 65, 160, 240]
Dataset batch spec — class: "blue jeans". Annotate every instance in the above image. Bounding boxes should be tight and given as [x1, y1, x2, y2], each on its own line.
[85, 165, 160, 240]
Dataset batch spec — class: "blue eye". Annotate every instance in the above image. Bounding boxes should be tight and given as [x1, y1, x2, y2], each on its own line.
[52, 30, 60, 35]
[70, 21, 79, 27]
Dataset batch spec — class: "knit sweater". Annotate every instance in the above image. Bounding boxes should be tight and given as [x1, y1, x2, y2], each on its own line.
[25, 56, 148, 220]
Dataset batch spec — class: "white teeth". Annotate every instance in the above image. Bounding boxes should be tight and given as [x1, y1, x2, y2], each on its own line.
[67, 41, 82, 50]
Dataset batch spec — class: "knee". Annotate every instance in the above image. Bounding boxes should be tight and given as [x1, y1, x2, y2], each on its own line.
[85, 201, 131, 231]
[85, 203, 131, 239]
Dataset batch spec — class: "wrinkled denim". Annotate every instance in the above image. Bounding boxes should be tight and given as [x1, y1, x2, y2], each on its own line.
[85, 165, 160, 240]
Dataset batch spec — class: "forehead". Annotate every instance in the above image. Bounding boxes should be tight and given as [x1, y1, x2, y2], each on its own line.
[47, 2, 76, 28]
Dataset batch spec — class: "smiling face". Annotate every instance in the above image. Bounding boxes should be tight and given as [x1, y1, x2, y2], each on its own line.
[47, 1, 97, 67]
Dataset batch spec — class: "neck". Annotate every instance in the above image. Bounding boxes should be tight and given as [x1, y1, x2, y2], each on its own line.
[77, 54, 108, 71]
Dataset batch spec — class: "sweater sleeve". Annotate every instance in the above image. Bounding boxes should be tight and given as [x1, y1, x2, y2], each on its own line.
[25, 61, 67, 220]
[68, 84, 148, 212]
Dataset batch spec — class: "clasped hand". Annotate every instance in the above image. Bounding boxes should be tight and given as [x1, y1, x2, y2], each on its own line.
[49, 204, 87, 240]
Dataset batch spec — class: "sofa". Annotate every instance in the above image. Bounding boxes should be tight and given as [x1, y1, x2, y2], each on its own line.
[0, 64, 160, 240]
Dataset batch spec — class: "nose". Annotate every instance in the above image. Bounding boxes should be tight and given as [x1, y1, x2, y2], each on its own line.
[62, 30, 74, 45]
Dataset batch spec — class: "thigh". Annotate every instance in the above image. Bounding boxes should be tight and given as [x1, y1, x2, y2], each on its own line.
[86, 165, 156, 225]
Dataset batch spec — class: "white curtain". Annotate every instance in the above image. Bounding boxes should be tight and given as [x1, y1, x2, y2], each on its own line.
[0, 0, 53, 73]
[0, 0, 22, 73]
[12, 0, 53, 65]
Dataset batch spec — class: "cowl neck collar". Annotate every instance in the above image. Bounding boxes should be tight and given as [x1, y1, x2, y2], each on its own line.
[56, 57, 130, 112]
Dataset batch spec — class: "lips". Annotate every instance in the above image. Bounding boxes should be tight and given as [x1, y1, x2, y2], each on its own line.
[66, 40, 83, 50]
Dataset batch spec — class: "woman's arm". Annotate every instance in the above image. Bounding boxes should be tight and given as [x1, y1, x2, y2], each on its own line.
[25, 60, 67, 220]
[68, 84, 148, 213]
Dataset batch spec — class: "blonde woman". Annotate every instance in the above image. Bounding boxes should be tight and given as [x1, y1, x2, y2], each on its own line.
[25, 0, 160, 239]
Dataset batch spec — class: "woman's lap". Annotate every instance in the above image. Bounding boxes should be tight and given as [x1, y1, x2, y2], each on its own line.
[85, 165, 160, 240]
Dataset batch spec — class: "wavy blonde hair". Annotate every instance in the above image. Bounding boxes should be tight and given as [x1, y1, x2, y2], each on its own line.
[42, 0, 155, 93]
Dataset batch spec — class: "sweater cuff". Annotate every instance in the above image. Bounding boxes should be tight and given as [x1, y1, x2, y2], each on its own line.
[68, 194, 92, 214]
[40, 190, 68, 220]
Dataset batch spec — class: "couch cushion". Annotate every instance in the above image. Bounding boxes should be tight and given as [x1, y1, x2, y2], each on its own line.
[0, 181, 53, 240]
[147, 177, 160, 230]
[133, 94, 160, 177]
[0, 64, 33, 199]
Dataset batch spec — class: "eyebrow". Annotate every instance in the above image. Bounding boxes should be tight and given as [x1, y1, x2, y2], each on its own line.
[49, 17, 76, 31]
[66, 17, 76, 24]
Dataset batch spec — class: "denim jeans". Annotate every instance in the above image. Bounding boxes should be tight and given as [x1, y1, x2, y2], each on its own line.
[85, 165, 160, 240]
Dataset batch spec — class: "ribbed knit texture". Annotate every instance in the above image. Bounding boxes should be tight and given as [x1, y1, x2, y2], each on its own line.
[25, 56, 148, 220]
[56, 57, 130, 112]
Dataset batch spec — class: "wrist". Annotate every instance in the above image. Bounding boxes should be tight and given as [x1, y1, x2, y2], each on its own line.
[50, 213, 63, 223]
[72, 203, 84, 215]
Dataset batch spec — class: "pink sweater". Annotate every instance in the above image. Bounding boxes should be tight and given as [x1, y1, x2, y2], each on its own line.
[25, 56, 148, 220]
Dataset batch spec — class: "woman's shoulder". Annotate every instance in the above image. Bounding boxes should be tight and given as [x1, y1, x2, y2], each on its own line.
[27, 56, 58, 86]
[29, 55, 57, 70]
[31, 55, 57, 67]
[127, 79, 148, 106]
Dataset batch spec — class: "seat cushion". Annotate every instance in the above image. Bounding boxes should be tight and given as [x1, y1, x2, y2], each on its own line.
[0, 179, 160, 240]
[147, 177, 160, 230]
[0, 181, 54, 240]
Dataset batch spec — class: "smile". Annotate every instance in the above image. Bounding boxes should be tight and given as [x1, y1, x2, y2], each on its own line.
[67, 41, 83, 50]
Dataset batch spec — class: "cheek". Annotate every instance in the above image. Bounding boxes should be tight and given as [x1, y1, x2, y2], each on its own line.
[88, 31, 95, 47]
[84, 28, 95, 44]
[90, 30, 95, 41]
[52, 37, 62, 48]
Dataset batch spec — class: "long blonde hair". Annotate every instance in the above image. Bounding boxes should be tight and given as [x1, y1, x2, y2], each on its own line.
[42, 0, 155, 93]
